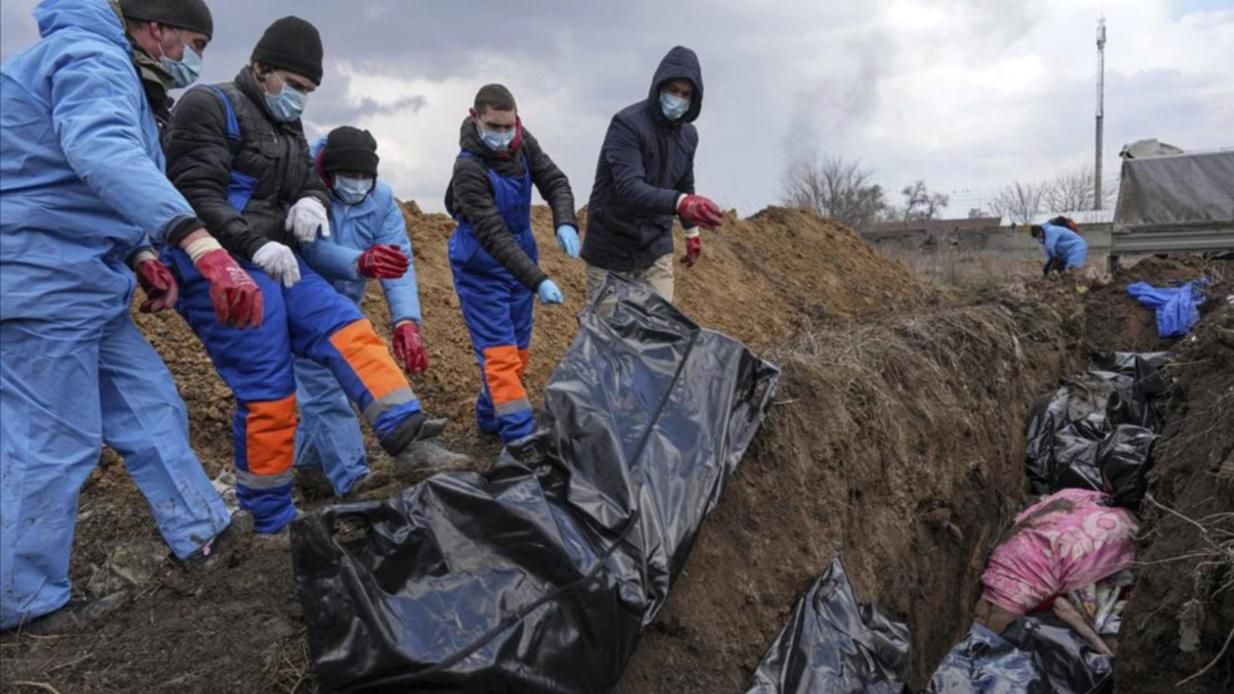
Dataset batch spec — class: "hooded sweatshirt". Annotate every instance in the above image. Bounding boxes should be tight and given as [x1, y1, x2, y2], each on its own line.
[581, 46, 703, 272]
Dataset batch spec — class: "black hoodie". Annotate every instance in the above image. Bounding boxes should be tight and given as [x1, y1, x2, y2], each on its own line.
[581, 46, 703, 272]
[444, 118, 577, 291]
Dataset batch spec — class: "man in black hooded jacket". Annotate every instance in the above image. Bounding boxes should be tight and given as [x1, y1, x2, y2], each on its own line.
[581, 45, 724, 304]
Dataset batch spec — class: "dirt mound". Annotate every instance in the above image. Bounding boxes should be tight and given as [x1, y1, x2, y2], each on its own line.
[1084, 255, 1233, 353]
[1115, 304, 1234, 693]
[619, 299, 1083, 691]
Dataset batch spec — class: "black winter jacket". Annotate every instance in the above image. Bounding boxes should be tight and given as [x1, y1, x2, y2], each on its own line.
[445, 118, 576, 291]
[166, 67, 330, 260]
[581, 46, 702, 272]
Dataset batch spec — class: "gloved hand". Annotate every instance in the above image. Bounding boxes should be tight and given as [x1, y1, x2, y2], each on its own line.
[357, 244, 409, 279]
[253, 241, 301, 288]
[134, 253, 179, 313]
[537, 279, 564, 305]
[194, 247, 263, 328]
[555, 224, 580, 258]
[392, 320, 429, 375]
[285, 197, 331, 244]
[676, 194, 724, 229]
[681, 234, 702, 268]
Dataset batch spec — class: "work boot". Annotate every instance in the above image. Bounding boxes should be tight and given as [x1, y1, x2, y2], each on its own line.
[379, 411, 448, 457]
[196, 510, 255, 570]
[393, 440, 472, 480]
[15, 591, 129, 636]
[342, 469, 392, 499]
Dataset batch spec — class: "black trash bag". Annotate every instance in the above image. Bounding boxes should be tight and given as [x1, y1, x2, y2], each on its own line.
[290, 275, 779, 692]
[746, 557, 911, 694]
[1024, 353, 1166, 506]
[927, 613, 1112, 694]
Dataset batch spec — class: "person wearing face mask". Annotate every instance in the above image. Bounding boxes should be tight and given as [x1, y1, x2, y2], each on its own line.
[164, 18, 469, 539]
[1, 0, 260, 631]
[445, 84, 578, 463]
[292, 127, 434, 498]
[582, 46, 725, 304]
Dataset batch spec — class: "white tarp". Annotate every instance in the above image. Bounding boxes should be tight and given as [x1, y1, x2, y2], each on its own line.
[1114, 149, 1234, 228]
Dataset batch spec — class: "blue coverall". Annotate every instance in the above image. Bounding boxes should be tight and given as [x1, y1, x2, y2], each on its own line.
[0, 0, 230, 629]
[1040, 222, 1088, 270]
[449, 153, 538, 444]
[294, 140, 422, 496]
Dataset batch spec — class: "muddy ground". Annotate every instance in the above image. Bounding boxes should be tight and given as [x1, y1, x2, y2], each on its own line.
[1, 206, 1231, 693]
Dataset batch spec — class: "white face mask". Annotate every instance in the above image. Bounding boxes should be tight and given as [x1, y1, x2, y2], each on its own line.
[334, 175, 374, 205]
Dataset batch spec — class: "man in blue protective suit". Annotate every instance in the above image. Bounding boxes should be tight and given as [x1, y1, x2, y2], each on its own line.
[1, 0, 265, 631]
[165, 17, 468, 537]
[1031, 218, 1087, 276]
[445, 83, 579, 462]
[295, 127, 434, 497]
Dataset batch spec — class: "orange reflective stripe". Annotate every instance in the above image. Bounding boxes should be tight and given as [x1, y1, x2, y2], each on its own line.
[516, 348, 531, 379]
[482, 345, 528, 405]
[245, 395, 296, 476]
[330, 319, 408, 400]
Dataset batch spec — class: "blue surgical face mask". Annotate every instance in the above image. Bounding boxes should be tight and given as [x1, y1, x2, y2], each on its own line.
[266, 79, 308, 122]
[479, 124, 515, 151]
[160, 30, 202, 89]
[659, 90, 690, 121]
[334, 175, 374, 205]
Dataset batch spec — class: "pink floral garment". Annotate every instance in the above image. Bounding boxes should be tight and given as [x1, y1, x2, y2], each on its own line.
[981, 488, 1138, 615]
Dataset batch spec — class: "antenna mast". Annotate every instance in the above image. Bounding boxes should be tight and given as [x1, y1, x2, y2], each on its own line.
[1094, 18, 1107, 210]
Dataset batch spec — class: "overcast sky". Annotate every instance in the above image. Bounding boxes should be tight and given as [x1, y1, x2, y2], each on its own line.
[3, 0, 1232, 216]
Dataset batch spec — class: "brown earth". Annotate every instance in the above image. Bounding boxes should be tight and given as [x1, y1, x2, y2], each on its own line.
[0, 203, 1228, 693]
[1114, 303, 1234, 693]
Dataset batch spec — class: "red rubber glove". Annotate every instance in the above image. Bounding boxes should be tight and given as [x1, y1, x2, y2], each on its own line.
[392, 320, 429, 375]
[357, 244, 410, 279]
[676, 194, 724, 229]
[135, 256, 179, 313]
[681, 236, 702, 268]
[195, 249, 263, 328]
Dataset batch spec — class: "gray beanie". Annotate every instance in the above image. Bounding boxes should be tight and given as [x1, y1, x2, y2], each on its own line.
[119, 0, 214, 40]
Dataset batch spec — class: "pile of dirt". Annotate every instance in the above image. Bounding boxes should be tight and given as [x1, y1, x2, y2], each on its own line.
[1115, 303, 1234, 693]
[619, 299, 1083, 692]
[1083, 255, 1233, 353]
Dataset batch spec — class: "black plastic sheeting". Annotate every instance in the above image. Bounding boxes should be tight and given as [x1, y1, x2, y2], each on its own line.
[746, 557, 910, 694]
[1024, 352, 1167, 508]
[926, 612, 1113, 694]
[290, 275, 779, 692]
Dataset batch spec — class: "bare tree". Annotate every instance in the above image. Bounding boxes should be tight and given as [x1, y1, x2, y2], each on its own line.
[989, 181, 1044, 224]
[968, 207, 986, 219]
[780, 155, 887, 230]
[1040, 166, 1121, 213]
[900, 180, 950, 221]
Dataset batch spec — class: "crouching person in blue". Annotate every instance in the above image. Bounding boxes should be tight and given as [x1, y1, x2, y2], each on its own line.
[1031, 217, 1087, 276]
[446, 84, 579, 462]
[294, 127, 435, 497]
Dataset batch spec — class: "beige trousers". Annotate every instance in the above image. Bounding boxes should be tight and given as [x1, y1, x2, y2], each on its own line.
[585, 254, 675, 304]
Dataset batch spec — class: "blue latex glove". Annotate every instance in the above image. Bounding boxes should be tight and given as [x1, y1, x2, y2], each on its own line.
[555, 224, 580, 258]
[537, 279, 564, 305]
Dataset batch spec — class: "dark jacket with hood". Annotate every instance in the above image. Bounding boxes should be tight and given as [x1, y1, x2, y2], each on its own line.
[165, 66, 330, 260]
[581, 46, 702, 272]
[445, 118, 576, 291]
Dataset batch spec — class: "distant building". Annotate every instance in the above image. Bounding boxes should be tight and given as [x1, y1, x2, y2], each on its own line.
[866, 217, 1003, 237]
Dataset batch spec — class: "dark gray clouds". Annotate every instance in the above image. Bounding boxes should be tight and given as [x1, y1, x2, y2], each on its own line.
[3, 0, 1232, 216]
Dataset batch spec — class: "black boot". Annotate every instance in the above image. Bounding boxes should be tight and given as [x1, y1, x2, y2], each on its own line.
[379, 411, 448, 457]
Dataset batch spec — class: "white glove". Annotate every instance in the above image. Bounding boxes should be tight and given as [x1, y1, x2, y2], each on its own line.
[252, 242, 301, 288]
[285, 197, 330, 244]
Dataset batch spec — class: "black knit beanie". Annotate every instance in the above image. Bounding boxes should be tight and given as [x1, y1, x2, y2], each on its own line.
[251, 16, 323, 85]
[322, 127, 379, 177]
[119, 0, 214, 39]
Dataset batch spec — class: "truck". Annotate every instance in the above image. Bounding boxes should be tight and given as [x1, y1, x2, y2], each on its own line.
[1107, 147, 1234, 272]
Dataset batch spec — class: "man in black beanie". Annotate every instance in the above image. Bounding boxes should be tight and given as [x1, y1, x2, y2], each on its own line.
[165, 17, 469, 540]
[116, 0, 213, 130]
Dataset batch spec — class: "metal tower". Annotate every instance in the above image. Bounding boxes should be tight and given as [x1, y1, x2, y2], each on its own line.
[1094, 18, 1107, 210]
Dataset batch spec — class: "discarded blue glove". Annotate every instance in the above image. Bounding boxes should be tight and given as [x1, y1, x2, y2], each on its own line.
[555, 225, 580, 258]
[537, 279, 564, 305]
